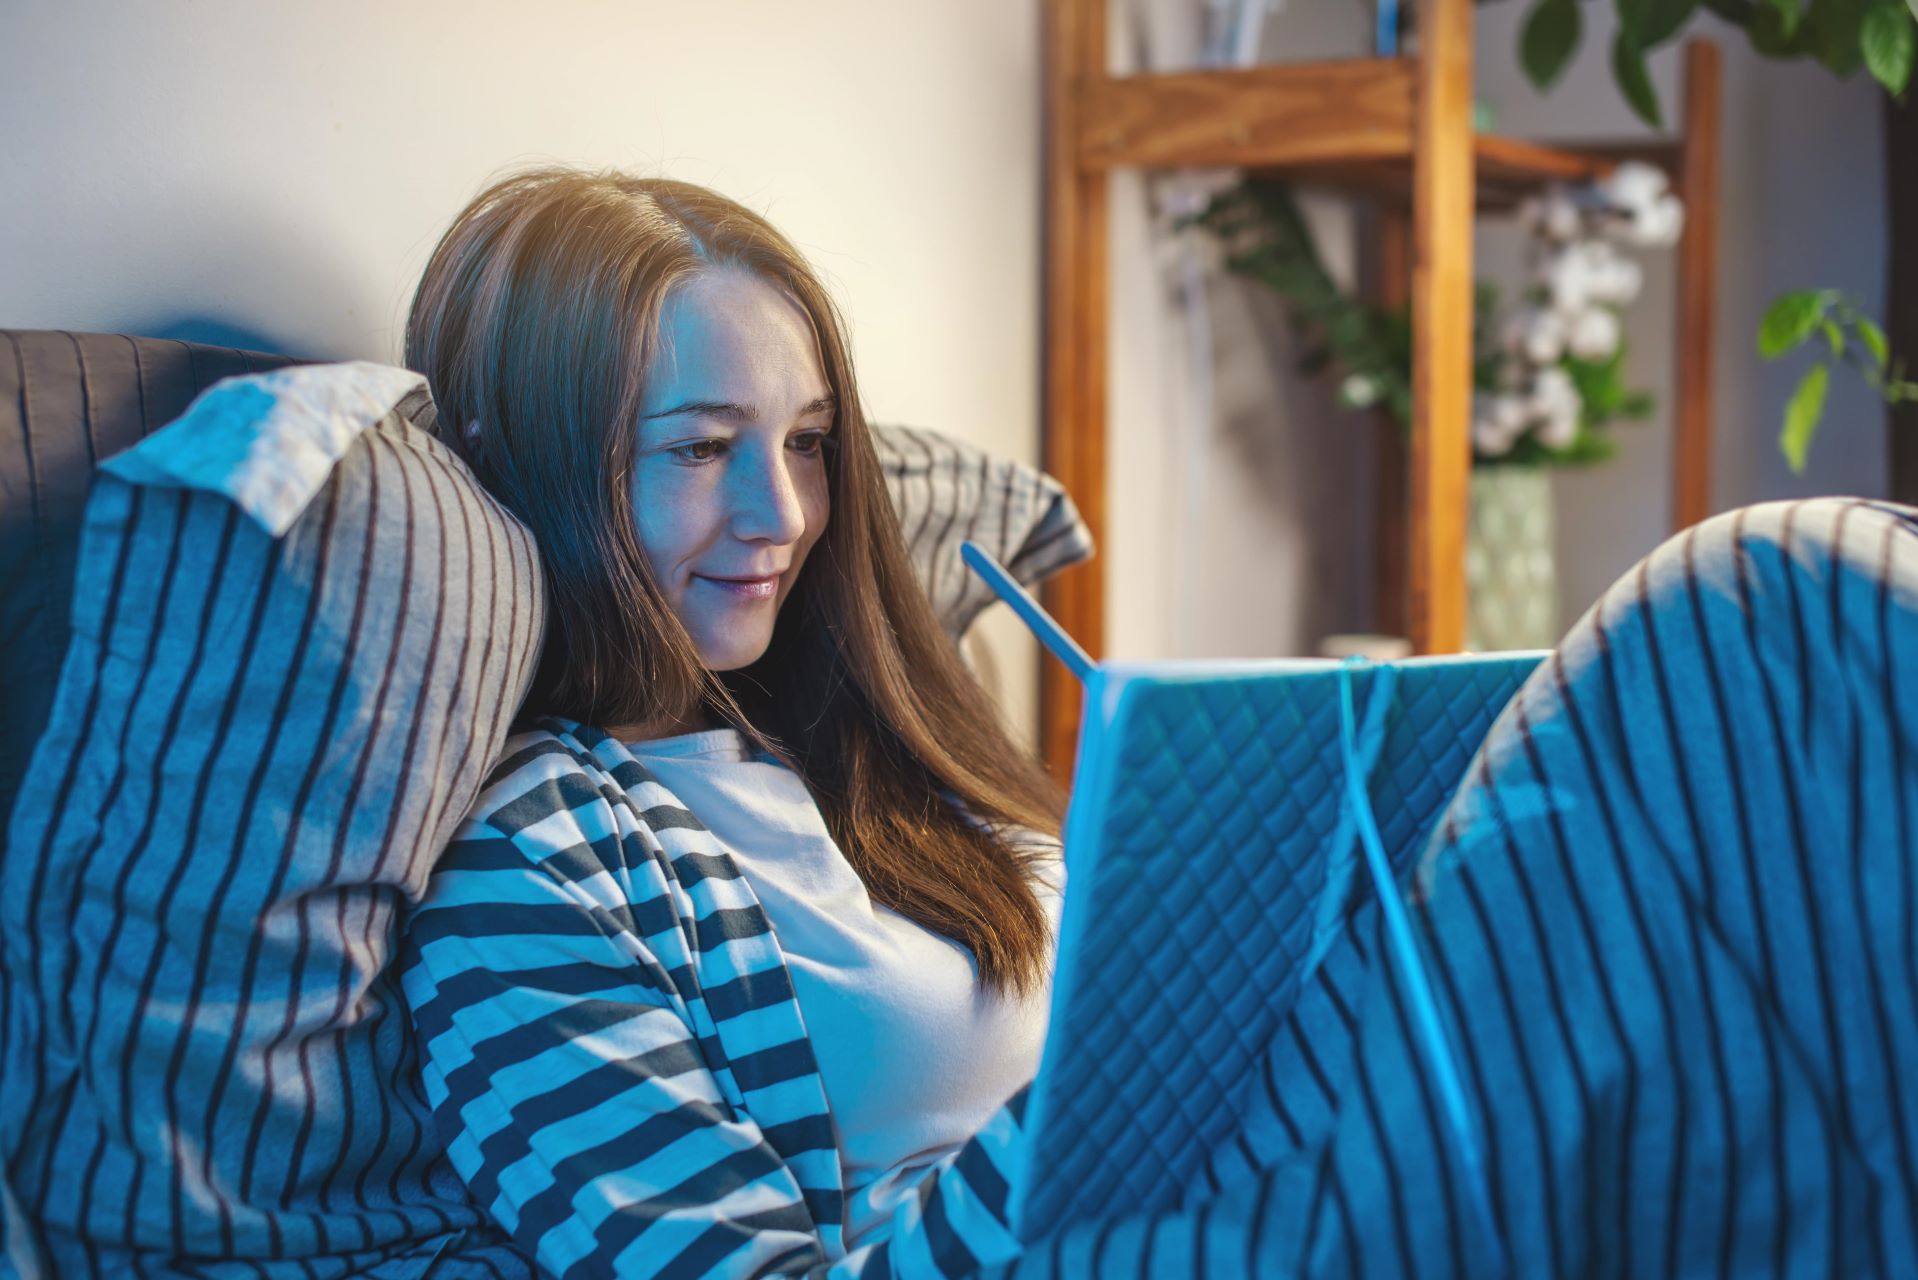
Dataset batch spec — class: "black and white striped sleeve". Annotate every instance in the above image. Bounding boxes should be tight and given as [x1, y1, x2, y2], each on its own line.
[400, 825, 849, 1278]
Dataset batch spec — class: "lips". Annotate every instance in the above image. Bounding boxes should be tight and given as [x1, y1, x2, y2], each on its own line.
[696, 573, 781, 600]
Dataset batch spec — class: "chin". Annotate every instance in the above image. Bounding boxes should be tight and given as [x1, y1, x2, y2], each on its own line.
[698, 636, 774, 672]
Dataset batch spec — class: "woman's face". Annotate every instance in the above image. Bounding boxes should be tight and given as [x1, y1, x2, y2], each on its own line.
[631, 267, 834, 671]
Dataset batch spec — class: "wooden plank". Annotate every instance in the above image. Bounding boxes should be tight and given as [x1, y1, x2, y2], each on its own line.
[1039, 0, 1107, 786]
[1268, 135, 1678, 213]
[1672, 39, 1720, 531]
[1472, 134, 1613, 185]
[1375, 207, 1412, 639]
[1409, 0, 1473, 654]
[1080, 58, 1417, 172]
[1551, 138, 1684, 178]
[1890, 69, 1918, 502]
[1260, 159, 1417, 207]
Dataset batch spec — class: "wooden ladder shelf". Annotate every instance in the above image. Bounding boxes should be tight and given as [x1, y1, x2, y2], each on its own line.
[1039, 0, 1720, 780]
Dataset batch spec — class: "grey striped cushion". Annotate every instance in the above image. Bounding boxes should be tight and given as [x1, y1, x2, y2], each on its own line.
[870, 423, 1093, 642]
[0, 383, 544, 1273]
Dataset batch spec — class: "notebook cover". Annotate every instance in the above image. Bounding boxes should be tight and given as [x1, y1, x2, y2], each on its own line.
[1011, 652, 1545, 1241]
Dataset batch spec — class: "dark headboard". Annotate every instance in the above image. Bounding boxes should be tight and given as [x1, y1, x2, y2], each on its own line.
[0, 332, 301, 830]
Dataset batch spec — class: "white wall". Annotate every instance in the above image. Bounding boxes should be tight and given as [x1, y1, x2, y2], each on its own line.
[4, 2, 1889, 726]
[1106, 1, 1380, 663]
[0, 0, 1049, 744]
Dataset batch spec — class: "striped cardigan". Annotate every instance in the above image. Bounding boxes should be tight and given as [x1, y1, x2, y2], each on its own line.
[398, 718, 1044, 1278]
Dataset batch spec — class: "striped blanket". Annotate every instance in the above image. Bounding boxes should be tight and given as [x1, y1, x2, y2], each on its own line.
[404, 497, 1918, 1278]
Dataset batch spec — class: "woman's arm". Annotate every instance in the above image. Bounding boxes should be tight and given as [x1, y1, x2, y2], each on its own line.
[402, 831, 840, 1276]
[400, 825, 1031, 1279]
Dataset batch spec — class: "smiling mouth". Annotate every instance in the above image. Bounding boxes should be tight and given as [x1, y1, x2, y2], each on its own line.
[695, 574, 780, 600]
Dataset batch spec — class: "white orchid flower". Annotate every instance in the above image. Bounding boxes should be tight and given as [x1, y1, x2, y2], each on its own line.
[1637, 193, 1685, 247]
[1596, 256, 1643, 305]
[1532, 365, 1579, 412]
[1520, 308, 1568, 364]
[1517, 188, 1583, 242]
[1545, 246, 1595, 315]
[1339, 373, 1380, 408]
[1491, 166, 1663, 463]
[1568, 307, 1621, 360]
[1491, 391, 1530, 433]
[1473, 398, 1520, 456]
[1600, 161, 1668, 217]
[1536, 404, 1581, 449]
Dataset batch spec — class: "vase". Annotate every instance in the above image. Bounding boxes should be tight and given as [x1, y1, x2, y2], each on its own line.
[1464, 464, 1559, 652]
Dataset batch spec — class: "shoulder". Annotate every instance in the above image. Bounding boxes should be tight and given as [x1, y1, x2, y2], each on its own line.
[445, 720, 605, 841]
[410, 719, 697, 960]
[440, 716, 680, 879]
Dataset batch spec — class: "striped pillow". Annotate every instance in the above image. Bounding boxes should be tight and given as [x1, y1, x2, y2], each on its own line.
[870, 423, 1093, 642]
[0, 365, 544, 1271]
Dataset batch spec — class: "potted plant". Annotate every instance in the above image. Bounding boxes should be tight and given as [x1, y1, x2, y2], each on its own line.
[1189, 166, 1674, 649]
[1508, 0, 1918, 473]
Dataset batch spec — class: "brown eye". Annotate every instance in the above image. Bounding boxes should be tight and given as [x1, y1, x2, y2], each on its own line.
[671, 440, 727, 464]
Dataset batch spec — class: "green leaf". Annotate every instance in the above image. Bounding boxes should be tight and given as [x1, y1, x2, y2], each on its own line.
[1620, 390, 1659, 418]
[1758, 0, 1807, 40]
[1522, 0, 1584, 88]
[1759, 289, 1831, 356]
[1781, 362, 1830, 472]
[1612, 31, 1666, 125]
[1804, 0, 1867, 74]
[1858, 314, 1891, 368]
[1862, 0, 1917, 92]
[1643, 0, 1704, 45]
[1751, 2, 1806, 53]
[1821, 317, 1846, 356]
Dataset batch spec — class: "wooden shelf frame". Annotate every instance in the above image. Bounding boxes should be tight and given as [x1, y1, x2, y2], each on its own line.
[1038, 0, 1720, 782]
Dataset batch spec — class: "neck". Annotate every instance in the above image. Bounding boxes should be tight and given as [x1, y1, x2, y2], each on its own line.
[605, 703, 719, 743]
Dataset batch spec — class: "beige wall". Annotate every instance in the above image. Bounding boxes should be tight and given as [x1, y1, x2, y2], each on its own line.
[2, 2, 1889, 737]
[0, 0, 1051, 745]
[1106, 1, 1381, 663]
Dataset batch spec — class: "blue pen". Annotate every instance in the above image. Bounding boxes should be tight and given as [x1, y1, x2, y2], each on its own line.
[959, 540, 1095, 685]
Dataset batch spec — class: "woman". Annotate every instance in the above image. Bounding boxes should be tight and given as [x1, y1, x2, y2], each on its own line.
[400, 167, 1918, 1278]
[399, 167, 1069, 1276]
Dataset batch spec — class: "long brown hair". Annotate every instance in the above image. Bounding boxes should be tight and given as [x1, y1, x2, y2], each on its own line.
[406, 167, 1066, 998]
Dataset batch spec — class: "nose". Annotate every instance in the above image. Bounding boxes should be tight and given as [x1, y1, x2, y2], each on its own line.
[726, 439, 810, 547]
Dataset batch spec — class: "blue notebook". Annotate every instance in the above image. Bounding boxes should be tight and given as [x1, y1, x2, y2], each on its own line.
[959, 543, 1543, 1256]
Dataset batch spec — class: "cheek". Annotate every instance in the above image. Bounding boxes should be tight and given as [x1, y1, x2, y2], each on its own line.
[798, 472, 831, 559]
[631, 481, 704, 591]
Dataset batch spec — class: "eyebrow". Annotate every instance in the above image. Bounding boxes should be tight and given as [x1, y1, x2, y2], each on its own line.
[641, 395, 837, 423]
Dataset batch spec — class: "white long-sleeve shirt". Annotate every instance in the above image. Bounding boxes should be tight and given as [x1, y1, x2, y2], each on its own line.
[627, 726, 1064, 1252]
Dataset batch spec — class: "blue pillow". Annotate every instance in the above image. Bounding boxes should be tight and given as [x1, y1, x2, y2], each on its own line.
[0, 364, 545, 1274]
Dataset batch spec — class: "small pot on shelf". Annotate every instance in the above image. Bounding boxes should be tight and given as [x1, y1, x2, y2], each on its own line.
[1464, 462, 1558, 652]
